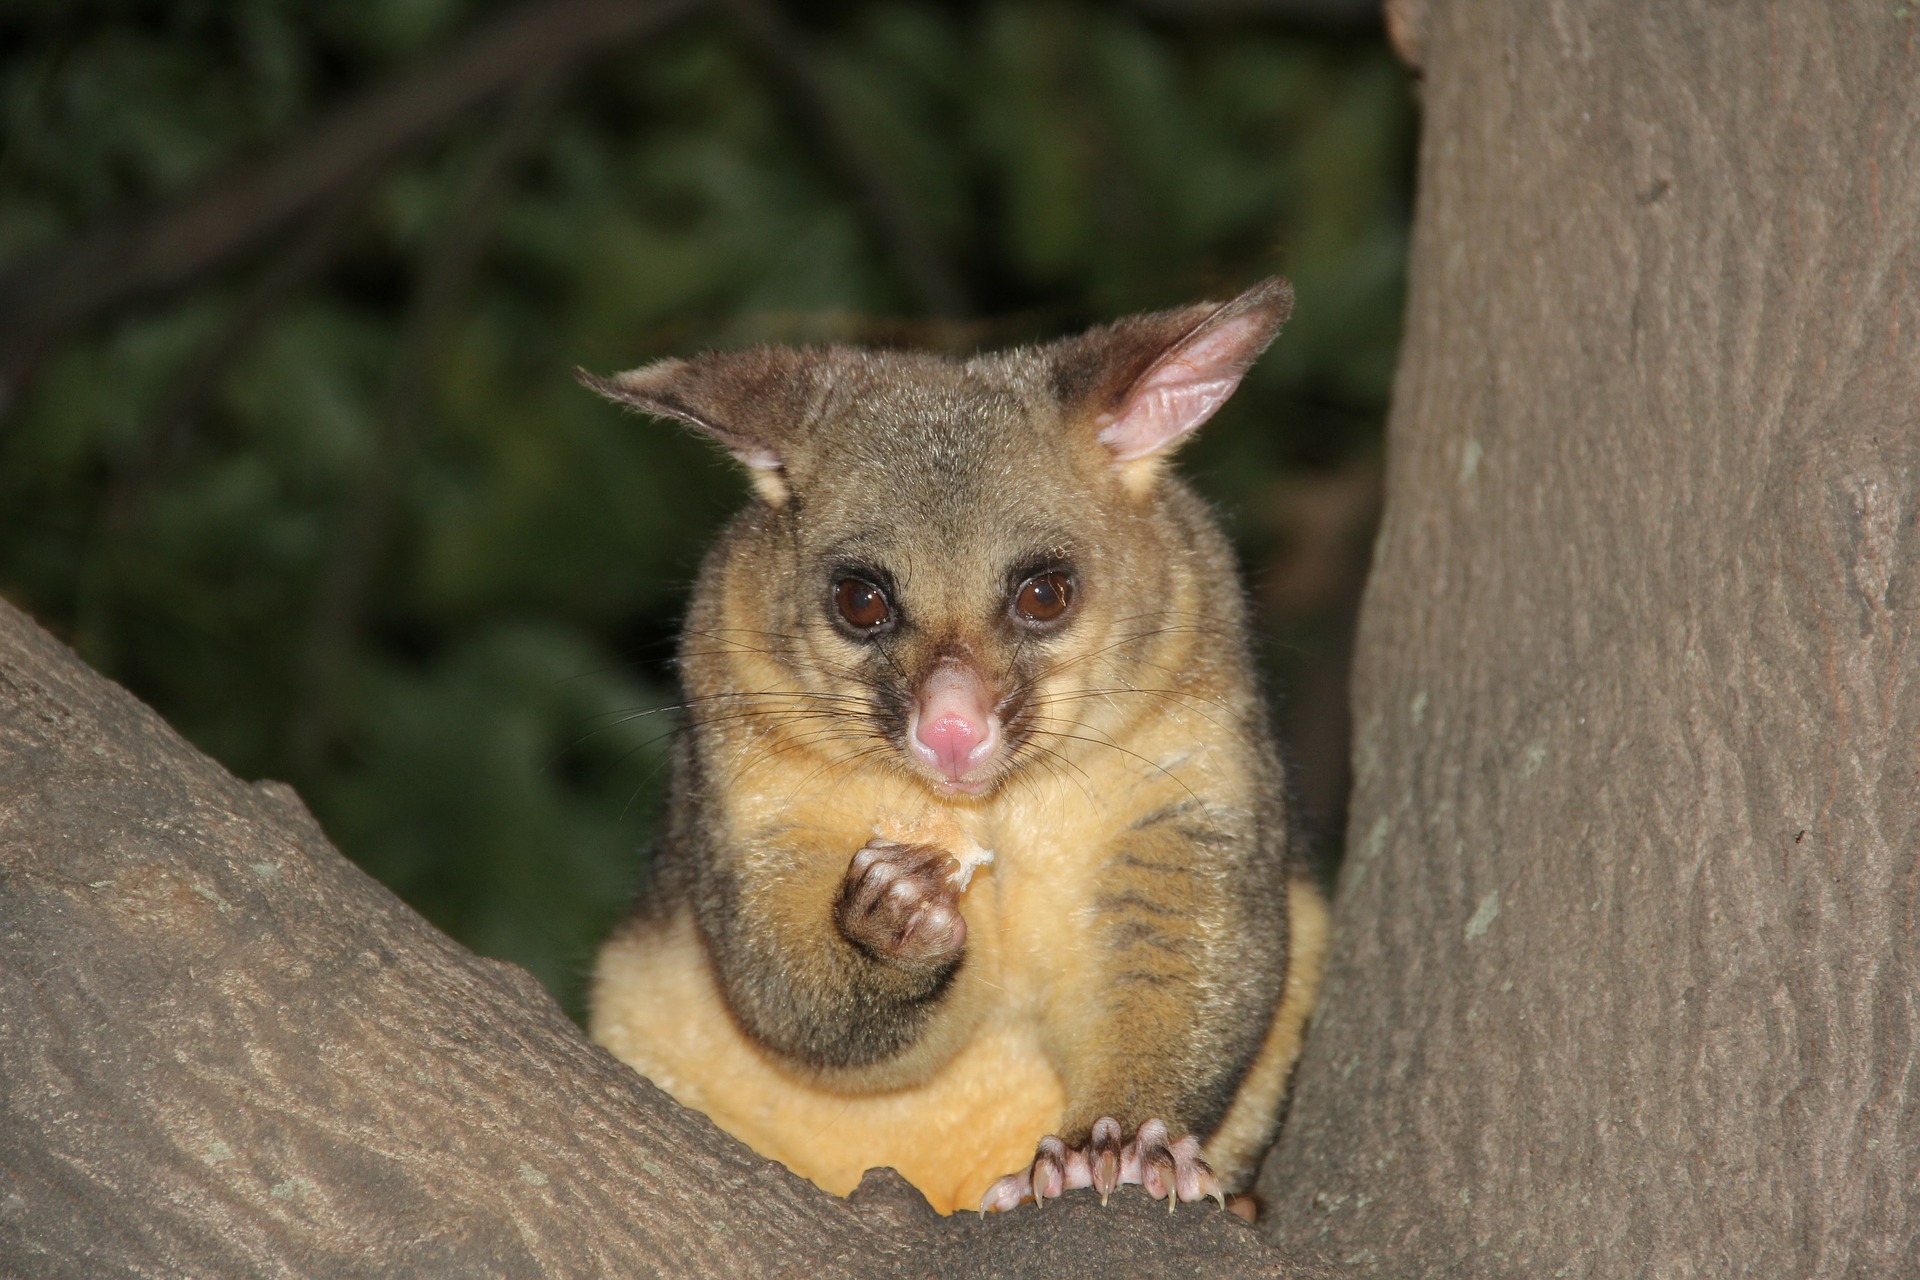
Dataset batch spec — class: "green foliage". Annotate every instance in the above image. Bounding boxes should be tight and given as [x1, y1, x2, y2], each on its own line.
[0, 0, 1412, 1015]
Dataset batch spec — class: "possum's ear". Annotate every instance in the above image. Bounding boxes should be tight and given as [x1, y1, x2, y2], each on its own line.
[1048, 277, 1292, 490]
[577, 349, 817, 506]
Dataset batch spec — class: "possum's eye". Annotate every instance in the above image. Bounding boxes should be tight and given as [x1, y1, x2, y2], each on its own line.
[834, 578, 894, 634]
[1012, 572, 1074, 626]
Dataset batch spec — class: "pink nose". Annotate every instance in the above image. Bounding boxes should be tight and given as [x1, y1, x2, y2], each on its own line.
[909, 663, 1001, 783]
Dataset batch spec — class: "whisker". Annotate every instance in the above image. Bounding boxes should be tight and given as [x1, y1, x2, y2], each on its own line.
[1030, 684, 1252, 750]
[1004, 737, 1098, 807]
[1019, 724, 1209, 816]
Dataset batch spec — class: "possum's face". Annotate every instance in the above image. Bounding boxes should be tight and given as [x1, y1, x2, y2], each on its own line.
[582, 280, 1291, 798]
[736, 364, 1136, 798]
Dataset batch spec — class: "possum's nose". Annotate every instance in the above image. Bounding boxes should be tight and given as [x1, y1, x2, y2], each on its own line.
[909, 663, 1002, 785]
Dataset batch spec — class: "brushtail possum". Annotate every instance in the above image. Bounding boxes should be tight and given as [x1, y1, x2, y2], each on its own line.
[581, 278, 1327, 1216]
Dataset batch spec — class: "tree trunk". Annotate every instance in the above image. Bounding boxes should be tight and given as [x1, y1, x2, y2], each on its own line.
[0, 595, 1333, 1276]
[1262, 2, 1920, 1276]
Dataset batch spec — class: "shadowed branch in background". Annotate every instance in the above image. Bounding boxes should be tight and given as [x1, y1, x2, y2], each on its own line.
[289, 74, 568, 771]
[1131, 0, 1384, 25]
[0, 0, 704, 410]
[1256, 451, 1381, 856]
[725, 0, 970, 320]
[69, 180, 374, 674]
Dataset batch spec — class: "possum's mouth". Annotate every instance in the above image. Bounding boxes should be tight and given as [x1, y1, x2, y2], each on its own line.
[901, 713, 1042, 799]
[899, 659, 1004, 792]
[895, 658, 1046, 798]
[900, 718, 1003, 796]
[932, 775, 995, 797]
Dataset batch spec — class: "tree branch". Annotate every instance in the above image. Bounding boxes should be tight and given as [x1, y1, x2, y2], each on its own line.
[724, 0, 970, 319]
[0, 0, 702, 389]
[287, 73, 565, 769]
[1130, 0, 1384, 27]
[0, 595, 1337, 1275]
[69, 182, 374, 673]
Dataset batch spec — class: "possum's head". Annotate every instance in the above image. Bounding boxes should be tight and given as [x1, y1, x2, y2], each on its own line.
[581, 279, 1291, 799]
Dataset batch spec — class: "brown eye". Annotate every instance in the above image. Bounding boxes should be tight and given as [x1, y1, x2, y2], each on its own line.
[835, 578, 893, 632]
[1013, 572, 1073, 625]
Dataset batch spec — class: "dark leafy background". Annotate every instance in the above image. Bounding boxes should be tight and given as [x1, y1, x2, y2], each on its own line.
[0, 0, 1410, 1016]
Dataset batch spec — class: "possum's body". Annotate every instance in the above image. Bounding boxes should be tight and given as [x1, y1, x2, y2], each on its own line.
[593, 780, 1327, 1213]
[583, 278, 1325, 1215]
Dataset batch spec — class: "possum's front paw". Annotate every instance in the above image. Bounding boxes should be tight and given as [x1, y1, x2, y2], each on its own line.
[978, 1118, 1224, 1213]
[836, 840, 967, 966]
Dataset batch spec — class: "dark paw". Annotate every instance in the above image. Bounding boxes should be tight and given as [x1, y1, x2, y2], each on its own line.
[979, 1118, 1224, 1213]
[835, 840, 967, 966]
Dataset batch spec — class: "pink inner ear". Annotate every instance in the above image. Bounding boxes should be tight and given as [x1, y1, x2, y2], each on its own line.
[1096, 314, 1268, 463]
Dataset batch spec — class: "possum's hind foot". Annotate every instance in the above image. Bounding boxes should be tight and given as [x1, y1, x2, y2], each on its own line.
[978, 1117, 1225, 1213]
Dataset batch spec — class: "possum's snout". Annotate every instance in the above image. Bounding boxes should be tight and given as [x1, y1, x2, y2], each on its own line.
[906, 661, 1002, 792]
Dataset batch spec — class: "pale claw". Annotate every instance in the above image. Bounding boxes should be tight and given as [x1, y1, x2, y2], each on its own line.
[1032, 1136, 1067, 1203]
[1171, 1134, 1227, 1210]
[1027, 1135, 1100, 1205]
[979, 1171, 1030, 1214]
[1090, 1116, 1123, 1205]
[1136, 1119, 1176, 1209]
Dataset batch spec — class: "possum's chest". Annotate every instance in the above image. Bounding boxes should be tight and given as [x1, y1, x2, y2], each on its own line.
[873, 800, 1113, 1013]
[587, 807, 1115, 1214]
[953, 810, 1116, 1011]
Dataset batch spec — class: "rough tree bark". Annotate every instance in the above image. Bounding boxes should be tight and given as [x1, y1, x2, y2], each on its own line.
[1262, 2, 1920, 1276]
[0, 596, 1333, 1276]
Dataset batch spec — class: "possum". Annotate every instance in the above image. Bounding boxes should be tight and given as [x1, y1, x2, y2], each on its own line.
[580, 278, 1327, 1216]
